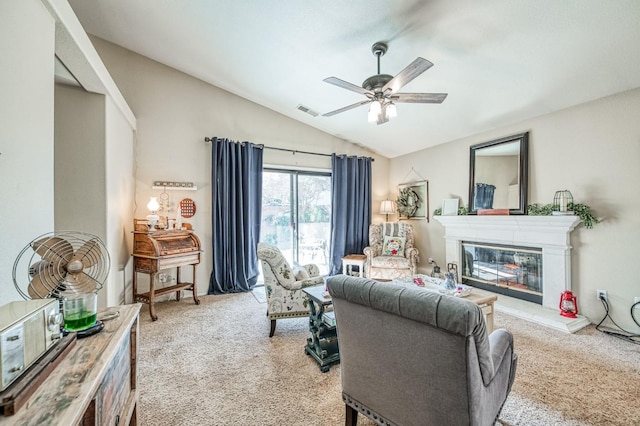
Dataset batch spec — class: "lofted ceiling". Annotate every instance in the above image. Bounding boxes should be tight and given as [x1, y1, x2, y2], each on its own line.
[68, 0, 640, 158]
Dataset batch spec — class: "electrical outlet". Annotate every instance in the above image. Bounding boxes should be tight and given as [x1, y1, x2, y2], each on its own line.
[597, 290, 607, 302]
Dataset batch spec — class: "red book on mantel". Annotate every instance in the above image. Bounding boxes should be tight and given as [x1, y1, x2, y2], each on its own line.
[478, 209, 510, 215]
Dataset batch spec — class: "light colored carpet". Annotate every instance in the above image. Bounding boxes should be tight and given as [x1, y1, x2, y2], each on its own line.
[137, 289, 640, 426]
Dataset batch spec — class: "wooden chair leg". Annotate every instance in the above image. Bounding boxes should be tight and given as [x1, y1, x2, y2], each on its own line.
[345, 404, 358, 426]
[269, 319, 276, 337]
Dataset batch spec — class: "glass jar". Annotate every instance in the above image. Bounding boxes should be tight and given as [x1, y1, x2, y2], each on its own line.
[443, 272, 457, 291]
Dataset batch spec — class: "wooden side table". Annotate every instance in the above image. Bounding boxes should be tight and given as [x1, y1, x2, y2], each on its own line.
[464, 290, 498, 333]
[302, 285, 340, 372]
[342, 254, 367, 277]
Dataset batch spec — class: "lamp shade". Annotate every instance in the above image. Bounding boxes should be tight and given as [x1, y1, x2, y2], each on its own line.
[147, 196, 160, 213]
[379, 200, 396, 215]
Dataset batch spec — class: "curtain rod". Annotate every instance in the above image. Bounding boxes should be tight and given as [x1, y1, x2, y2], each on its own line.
[204, 137, 373, 161]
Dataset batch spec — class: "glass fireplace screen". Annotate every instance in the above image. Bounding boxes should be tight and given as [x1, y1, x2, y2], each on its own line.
[462, 241, 543, 304]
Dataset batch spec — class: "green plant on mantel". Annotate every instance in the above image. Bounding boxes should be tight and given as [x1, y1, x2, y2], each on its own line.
[527, 202, 601, 229]
[432, 202, 599, 229]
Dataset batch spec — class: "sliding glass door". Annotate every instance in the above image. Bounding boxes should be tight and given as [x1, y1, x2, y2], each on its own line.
[260, 169, 331, 277]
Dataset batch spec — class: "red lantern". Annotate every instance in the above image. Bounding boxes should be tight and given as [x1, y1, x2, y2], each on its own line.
[559, 290, 578, 318]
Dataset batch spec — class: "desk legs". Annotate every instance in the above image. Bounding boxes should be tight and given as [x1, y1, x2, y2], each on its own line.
[189, 265, 201, 305]
[133, 264, 200, 321]
[148, 273, 158, 321]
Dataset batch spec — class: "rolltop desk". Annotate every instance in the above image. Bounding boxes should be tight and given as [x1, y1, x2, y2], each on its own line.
[132, 219, 202, 321]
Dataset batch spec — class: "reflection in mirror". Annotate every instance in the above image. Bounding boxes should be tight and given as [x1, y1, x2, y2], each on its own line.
[469, 132, 528, 215]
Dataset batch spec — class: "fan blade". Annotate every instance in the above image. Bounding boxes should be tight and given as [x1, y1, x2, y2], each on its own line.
[65, 272, 98, 293]
[32, 237, 73, 264]
[323, 77, 373, 97]
[382, 57, 434, 94]
[28, 270, 65, 298]
[322, 99, 372, 117]
[390, 93, 448, 103]
[71, 239, 102, 268]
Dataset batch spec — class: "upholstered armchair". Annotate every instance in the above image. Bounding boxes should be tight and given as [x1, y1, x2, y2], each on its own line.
[363, 222, 419, 280]
[327, 275, 518, 426]
[257, 242, 324, 337]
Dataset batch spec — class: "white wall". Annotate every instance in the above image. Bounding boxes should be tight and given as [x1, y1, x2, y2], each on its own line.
[89, 37, 390, 300]
[54, 85, 136, 309]
[54, 85, 106, 234]
[390, 88, 640, 332]
[0, 0, 56, 303]
[104, 96, 135, 306]
[1, 1, 136, 308]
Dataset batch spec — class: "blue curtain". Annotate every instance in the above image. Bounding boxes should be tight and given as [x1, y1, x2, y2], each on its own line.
[208, 138, 263, 294]
[474, 183, 496, 210]
[328, 154, 372, 275]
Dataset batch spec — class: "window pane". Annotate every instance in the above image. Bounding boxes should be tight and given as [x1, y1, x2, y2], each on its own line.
[297, 174, 331, 275]
[259, 170, 332, 283]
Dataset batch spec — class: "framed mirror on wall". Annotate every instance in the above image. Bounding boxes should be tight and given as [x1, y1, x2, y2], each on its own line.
[468, 132, 529, 215]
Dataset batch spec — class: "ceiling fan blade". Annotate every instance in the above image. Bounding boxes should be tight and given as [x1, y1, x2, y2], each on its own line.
[390, 93, 448, 103]
[322, 99, 372, 117]
[382, 57, 434, 94]
[32, 237, 74, 264]
[71, 239, 102, 268]
[323, 77, 373, 96]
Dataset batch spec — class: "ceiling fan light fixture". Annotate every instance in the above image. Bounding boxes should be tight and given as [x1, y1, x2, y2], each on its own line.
[368, 101, 382, 123]
[386, 102, 397, 119]
[321, 41, 447, 123]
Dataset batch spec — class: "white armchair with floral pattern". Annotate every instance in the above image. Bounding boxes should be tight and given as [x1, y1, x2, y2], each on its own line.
[257, 242, 324, 337]
[364, 222, 419, 280]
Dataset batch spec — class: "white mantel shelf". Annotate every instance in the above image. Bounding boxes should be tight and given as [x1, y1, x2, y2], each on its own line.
[434, 214, 590, 333]
[434, 215, 582, 248]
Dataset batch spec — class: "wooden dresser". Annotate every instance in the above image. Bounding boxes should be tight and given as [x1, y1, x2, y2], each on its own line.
[0, 304, 141, 426]
[132, 220, 202, 321]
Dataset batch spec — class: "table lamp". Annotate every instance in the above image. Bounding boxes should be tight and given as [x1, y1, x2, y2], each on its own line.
[379, 200, 397, 222]
[146, 196, 160, 231]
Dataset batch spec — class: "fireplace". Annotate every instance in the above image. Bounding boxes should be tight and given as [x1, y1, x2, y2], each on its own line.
[462, 241, 543, 304]
[434, 215, 591, 332]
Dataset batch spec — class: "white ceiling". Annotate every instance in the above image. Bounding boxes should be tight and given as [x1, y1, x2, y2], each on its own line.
[68, 0, 640, 158]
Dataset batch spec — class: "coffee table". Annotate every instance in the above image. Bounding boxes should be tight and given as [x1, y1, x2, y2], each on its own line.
[394, 275, 497, 333]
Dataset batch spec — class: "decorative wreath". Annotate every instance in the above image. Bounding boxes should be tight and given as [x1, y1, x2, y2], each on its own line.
[397, 187, 420, 217]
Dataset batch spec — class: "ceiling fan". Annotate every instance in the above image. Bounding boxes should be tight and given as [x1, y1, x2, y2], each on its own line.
[322, 41, 447, 125]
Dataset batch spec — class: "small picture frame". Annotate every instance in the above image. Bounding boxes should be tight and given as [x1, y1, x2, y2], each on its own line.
[442, 198, 459, 216]
[397, 180, 429, 221]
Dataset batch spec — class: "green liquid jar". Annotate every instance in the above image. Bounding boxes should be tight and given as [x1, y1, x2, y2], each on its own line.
[64, 311, 97, 331]
[63, 292, 98, 331]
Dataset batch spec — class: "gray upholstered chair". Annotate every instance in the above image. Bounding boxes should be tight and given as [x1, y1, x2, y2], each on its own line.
[363, 222, 419, 280]
[257, 242, 324, 337]
[327, 275, 517, 426]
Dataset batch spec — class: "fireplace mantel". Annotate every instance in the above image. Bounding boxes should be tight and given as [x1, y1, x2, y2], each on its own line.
[434, 215, 590, 332]
[434, 215, 581, 248]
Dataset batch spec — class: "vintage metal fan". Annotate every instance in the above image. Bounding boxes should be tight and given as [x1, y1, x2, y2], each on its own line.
[12, 231, 110, 333]
[322, 41, 447, 125]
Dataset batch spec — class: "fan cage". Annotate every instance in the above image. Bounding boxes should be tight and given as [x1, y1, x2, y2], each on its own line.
[13, 231, 110, 300]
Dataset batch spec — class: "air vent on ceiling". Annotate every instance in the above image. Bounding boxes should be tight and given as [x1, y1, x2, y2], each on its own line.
[296, 104, 319, 117]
